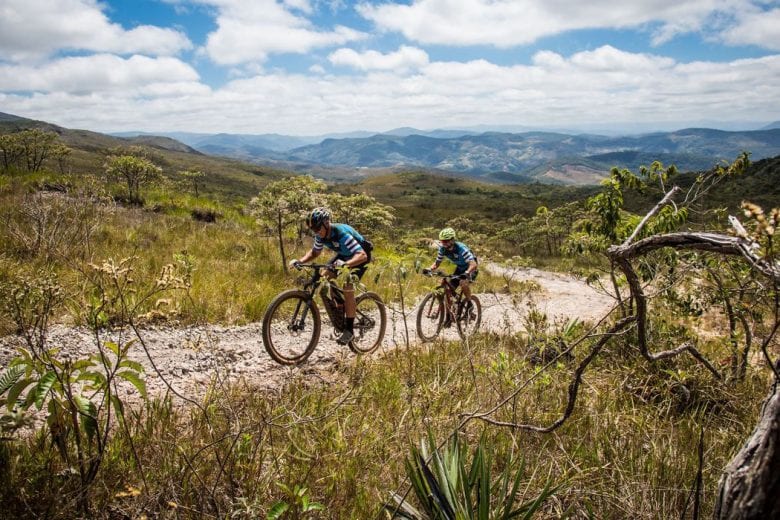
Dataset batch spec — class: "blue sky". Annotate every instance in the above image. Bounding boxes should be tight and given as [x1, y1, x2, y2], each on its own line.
[1, 0, 779, 136]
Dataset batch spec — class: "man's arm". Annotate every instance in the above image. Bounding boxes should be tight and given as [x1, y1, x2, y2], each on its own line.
[429, 246, 444, 270]
[343, 249, 368, 268]
[290, 248, 321, 268]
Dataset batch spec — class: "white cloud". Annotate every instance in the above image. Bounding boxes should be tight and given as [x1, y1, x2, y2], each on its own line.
[4, 46, 779, 135]
[569, 45, 676, 72]
[721, 8, 780, 50]
[0, 0, 192, 62]
[328, 46, 429, 72]
[357, 0, 761, 49]
[199, 0, 367, 65]
[0, 55, 204, 96]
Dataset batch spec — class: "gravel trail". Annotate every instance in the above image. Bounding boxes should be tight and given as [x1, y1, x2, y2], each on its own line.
[0, 265, 614, 401]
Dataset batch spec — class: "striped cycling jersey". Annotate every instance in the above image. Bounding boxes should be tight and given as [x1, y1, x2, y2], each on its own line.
[313, 223, 365, 259]
[436, 241, 477, 270]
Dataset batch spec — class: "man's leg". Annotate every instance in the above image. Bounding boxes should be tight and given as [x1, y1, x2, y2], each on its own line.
[460, 279, 472, 300]
[337, 264, 367, 344]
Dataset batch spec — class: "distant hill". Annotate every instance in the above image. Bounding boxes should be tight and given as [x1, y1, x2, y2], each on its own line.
[761, 121, 780, 130]
[113, 127, 479, 153]
[6, 111, 780, 187]
[156, 125, 780, 185]
[0, 112, 27, 123]
[0, 112, 290, 199]
[266, 128, 780, 184]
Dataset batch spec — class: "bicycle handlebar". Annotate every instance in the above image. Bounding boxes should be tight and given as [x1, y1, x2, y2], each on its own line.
[422, 268, 467, 280]
[293, 262, 336, 271]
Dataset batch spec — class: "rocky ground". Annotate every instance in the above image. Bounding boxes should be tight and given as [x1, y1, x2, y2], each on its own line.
[0, 265, 615, 403]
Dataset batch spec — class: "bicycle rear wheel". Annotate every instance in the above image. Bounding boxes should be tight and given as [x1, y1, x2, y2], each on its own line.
[456, 295, 482, 340]
[416, 292, 444, 342]
[349, 292, 387, 354]
[262, 290, 321, 365]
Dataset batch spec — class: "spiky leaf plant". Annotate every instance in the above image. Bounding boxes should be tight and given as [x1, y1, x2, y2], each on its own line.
[387, 432, 561, 519]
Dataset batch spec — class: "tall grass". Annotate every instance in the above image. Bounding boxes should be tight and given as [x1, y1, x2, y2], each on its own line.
[0, 327, 764, 518]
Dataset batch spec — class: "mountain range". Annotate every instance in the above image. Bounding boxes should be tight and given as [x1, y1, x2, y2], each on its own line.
[4, 111, 780, 185]
[120, 126, 780, 185]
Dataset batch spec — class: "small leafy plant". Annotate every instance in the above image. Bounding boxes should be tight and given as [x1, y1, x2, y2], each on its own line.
[267, 482, 325, 519]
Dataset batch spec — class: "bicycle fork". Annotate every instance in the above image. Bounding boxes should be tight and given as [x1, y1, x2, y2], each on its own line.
[289, 296, 313, 333]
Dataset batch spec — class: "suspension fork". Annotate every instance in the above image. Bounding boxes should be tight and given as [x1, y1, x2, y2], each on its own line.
[291, 289, 317, 330]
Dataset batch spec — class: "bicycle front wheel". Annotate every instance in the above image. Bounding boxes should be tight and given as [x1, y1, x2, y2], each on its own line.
[456, 295, 482, 340]
[416, 292, 444, 342]
[349, 292, 387, 354]
[262, 290, 321, 365]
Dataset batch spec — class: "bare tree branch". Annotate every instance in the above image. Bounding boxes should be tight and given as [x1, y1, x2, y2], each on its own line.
[622, 186, 681, 247]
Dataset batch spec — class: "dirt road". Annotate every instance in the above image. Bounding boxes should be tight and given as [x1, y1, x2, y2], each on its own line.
[0, 265, 614, 401]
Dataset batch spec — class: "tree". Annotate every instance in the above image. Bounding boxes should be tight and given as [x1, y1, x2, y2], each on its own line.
[249, 176, 326, 272]
[715, 371, 780, 519]
[0, 129, 68, 173]
[51, 143, 72, 175]
[0, 133, 23, 171]
[104, 151, 163, 205]
[18, 129, 59, 172]
[179, 169, 205, 197]
[324, 192, 395, 236]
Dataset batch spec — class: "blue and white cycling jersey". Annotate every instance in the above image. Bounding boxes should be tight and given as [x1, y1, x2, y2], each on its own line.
[436, 241, 477, 271]
[313, 223, 365, 260]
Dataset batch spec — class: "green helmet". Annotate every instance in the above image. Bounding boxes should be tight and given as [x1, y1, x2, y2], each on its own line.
[439, 227, 456, 240]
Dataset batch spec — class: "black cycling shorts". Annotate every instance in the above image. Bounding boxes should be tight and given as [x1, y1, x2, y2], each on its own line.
[331, 257, 369, 281]
[448, 268, 477, 289]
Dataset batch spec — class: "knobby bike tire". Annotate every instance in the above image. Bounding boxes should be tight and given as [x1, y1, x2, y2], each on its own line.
[262, 290, 321, 365]
[416, 292, 444, 342]
[349, 292, 387, 354]
[456, 295, 482, 340]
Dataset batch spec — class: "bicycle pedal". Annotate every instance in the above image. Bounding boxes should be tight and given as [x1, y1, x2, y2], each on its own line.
[336, 330, 354, 345]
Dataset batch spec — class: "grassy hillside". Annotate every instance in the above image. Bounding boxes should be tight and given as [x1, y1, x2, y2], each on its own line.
[0, 114, 291, 201]
[339, 170, 598, 224]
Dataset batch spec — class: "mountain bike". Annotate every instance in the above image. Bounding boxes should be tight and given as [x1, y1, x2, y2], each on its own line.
[416, 269, 482, 342]
[262, 263, 387, 365]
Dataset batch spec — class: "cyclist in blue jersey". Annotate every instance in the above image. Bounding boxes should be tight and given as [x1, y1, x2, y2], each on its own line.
[428, 227, 478, 325]
[290, 207, 370, 345]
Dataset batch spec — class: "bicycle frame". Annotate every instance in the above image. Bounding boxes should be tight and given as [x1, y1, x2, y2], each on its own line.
[424, 269, 466, 319]
[295, 263, 347, 331]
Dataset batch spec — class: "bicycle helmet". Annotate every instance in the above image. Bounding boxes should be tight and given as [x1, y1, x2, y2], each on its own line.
[306, 207, 331, 230]
[439, 227, 456, 241]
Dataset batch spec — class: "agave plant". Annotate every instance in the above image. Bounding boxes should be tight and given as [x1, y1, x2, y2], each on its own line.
[386, 432, 561, 520]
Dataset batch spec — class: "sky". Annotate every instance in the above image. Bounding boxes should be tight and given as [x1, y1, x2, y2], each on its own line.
[1, 0, 780, 136]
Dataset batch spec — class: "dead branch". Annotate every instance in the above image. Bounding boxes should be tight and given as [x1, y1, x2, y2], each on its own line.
[714, 374, 780, 519]
[611, 254, 723, 379]
[609, 232, 780, 282]
[460, 317, 636, 432]
[622, 186, 681, 247]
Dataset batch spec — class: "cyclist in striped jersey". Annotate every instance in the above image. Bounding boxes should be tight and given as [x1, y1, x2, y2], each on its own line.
[428, 227, 478, 324]
[290, 207, 370, 345]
